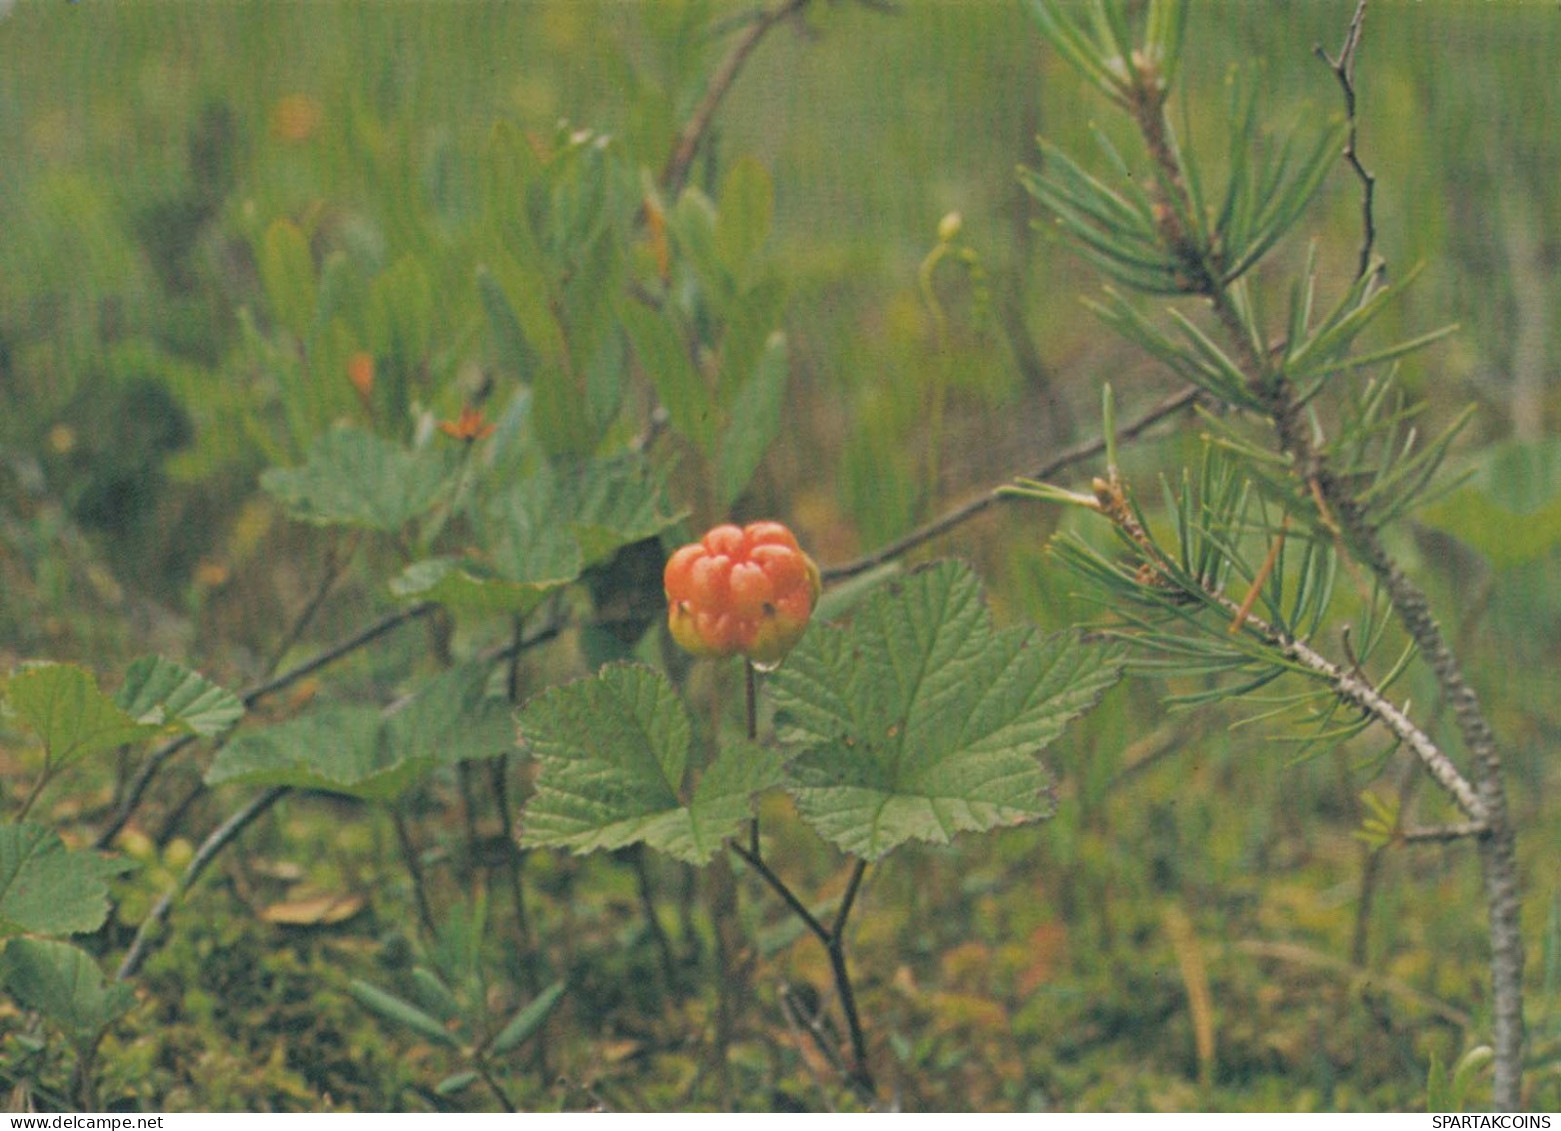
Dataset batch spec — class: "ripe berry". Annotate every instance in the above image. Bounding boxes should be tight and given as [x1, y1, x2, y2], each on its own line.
[664, 521, 821, 664]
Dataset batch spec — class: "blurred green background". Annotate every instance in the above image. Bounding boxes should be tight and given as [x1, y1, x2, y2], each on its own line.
[1, 0, 1558, 1112]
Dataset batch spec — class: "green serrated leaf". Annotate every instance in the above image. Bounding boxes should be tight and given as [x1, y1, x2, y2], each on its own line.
[489, 979, 566, 1055]
[5, 662, 161, 770]
[204, 705, 419, 802]
[261, 427, 452, 532]
[386, 660, 514, 767]
[0, 938, 135, 1044]
[206, 660, 513, 801]
[390, 558, 566, 619]
[0, 824, 128, 938]
[717, 331, 789, 508]
[559, 454, 685, 568]
[397, 455, 680, 619]
[770, 561, 1122, 860]
[113, 656, 243, 738]
[518, 664, 784, 864]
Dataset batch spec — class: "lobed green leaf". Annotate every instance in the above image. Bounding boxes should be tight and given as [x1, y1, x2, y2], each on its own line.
[4, 662, 161, 771]
[518, 664, 785, 864]
[769, 561, 1122, 860]
[113, 656, 243, 738]
[0, 938, 135, 1045]
[261, 427, 452, 533]
[0, 824, 129, 939]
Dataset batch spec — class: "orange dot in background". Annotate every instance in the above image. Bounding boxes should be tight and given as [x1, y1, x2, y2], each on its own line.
[193, 559, 231, 589]
[47, 423, 76, 455]
[270, 94, 322, 143]
[346, 351, 374, 404]
[437, 405, 496, 443]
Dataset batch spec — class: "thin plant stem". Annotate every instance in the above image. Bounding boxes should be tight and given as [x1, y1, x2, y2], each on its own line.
[393, 806, 438, 940]
[828, 859, 873, 1095]
[745, 659, 760, 858]
[490, 759, 537, 989]
[94, 602, 438, 849]
[728, 842, 829, 946]
[473, 1057, 517, 1114]
[661, 0, 814, 194]
[117, 786, 289, 981]
[12, 767, 52, 823]
[457, 761, 482, 874]
[630, 845, 680, 989]
[729, 840, 876, 1103]
[821, 384, 1201, 582]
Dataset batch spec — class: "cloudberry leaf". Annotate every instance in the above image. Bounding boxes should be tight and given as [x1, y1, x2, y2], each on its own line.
[769, 560, 1122, 860]
[204, 705, 408, 801]
[518, 663, 785, 864]
[4, 663, 161, 771]
[261, 427, 452, 532]
[0, 824, 129, 939]
[113, 656, 243, 737]
[205, 662, 511, 802]
[393, 454, 682, 616]
[0, 939, 135, 1045]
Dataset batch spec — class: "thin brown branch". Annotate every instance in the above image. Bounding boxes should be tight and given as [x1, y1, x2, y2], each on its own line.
[1315, 0, 1378, 282]
[117, 786, 288, 981]
[826, 859, 873, 1096]
[393, 807, 439, 939]
[661, 0, 814, 196]
[729, 841, 830, 946]
[821, 384, 1201, 582]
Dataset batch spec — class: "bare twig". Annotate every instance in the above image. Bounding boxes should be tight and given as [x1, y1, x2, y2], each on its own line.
[393, 806, 439, 939]
[262, 531, 362, 676]
[117, 786, 288, 981]
[661, 0, 814, 195]
[821, 384, 1201, 582]
[778, 981, 843, 1111]
[1315, 0, 1378, 282]
[827, 859, 873, 1094]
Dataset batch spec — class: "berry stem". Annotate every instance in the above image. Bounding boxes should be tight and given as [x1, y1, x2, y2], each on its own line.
[745, 658, 760, 858]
